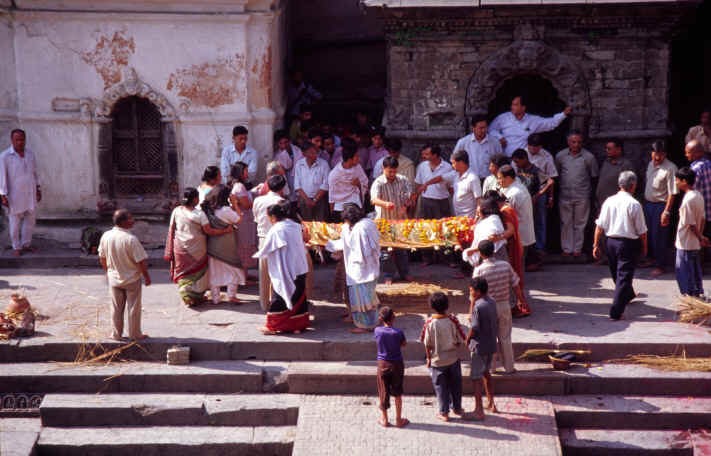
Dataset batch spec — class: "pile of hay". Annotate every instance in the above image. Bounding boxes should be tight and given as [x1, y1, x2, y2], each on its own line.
[677, 295, 711, 326]
[376, 282, 464, 314]
[610, 353, 711, 372]
[517, 349, 591, 361]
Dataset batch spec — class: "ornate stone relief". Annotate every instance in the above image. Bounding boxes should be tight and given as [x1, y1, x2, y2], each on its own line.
[465, 40, 591, 128]
[94, 67, 177, 120]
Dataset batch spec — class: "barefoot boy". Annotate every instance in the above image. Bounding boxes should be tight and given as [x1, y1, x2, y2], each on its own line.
[466, 277, 498, 420]
[374, 306, 409, 428]
[421, 292, 466, 422]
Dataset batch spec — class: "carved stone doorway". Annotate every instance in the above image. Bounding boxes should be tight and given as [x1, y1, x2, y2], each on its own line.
[488, 74, 570, 155]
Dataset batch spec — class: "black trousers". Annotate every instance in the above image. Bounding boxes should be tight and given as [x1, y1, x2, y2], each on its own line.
[606, 237, 640, 320]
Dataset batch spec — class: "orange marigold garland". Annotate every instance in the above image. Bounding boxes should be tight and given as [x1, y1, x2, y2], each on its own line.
[304, 216, 474, 249]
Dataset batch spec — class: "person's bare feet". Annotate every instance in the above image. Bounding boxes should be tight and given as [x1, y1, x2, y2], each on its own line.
[561, 252, 571, 257]
[110, 334, 126, 341]
[260, 326, 278, 335]
[378, 418, 390, 428]
[228, 298, 242, 305]
[452, 409, 465, 417]
[384, 279, 393, 285]
[293, 330, 302, 334]
[650, 268, 664, 277]
[470, 409, 485, 421]
[12, 249, 21, 257]
[395, 418, 409, 428]
[436, 414, 449, 422]
[131, 334, 148, 341]
[486, 402, 498, 413]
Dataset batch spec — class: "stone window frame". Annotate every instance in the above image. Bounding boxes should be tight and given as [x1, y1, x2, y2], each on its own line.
[94, 68, 179, 215]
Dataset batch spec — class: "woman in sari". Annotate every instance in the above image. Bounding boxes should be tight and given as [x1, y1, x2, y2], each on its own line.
[164, 187, 232, 306]
[198, 166, 221, 203]
[201, 185, 244, 304]
[228, 162, 258, 279]
[326, 203, 381, 333]
[484, 190, 530, 316]
[253, 201, 310, 334]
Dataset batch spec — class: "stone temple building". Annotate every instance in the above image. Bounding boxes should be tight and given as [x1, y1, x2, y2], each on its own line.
[0, 0, 287, 223]
[361, 0, 699, 172]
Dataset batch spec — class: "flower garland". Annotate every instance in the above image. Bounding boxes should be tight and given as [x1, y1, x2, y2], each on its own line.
[305, 216, 474, 249]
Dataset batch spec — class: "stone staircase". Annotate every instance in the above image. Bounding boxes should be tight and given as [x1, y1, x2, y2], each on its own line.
[1, 358, 710, 455]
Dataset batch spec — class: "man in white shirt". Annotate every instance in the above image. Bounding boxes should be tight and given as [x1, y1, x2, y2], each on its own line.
[525, 133, 557, 253]
[452, 114, 503, 180]
[220, 125, 258, 184]
[0, 129, 41, 257]
[674, 166, 708, 296]
[593, 171, 648, 320]
[328, 145, 368, 221]
[294, 141, 330, 221]
[498, 165, 536, 267]
[253, 174, 287, 311]
[98, 209, 151, 341]
[415, 145, 454, 264]
[445, 150, 481, 218]
[489, 95, 572, 157]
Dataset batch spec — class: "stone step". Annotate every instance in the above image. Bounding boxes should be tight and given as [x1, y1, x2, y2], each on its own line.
[551, 395, 711, 430]
[0, 361, 267, 394]
[40, 393, 299, 427]
[0, 418, 41, 456]
[286, 361, 711, 397]
[35, 425, 296, 456]
[558, 428, 695, 456]
[4, 339, 710, 363]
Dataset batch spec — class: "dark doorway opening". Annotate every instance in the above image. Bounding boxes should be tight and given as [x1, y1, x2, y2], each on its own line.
[669, 0, 711, 165]
[488, 74, 571, 155]
[489, 74, 571, 254]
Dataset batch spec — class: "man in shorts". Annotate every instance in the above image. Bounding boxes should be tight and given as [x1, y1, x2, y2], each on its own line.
[466, 276, 498, 420]
[374, 306, 409, 428]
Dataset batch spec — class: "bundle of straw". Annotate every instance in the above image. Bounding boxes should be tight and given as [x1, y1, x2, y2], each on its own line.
[677, 295, 711, 326]
[517, 349, 591, 361]
[610, 354, 711, 372]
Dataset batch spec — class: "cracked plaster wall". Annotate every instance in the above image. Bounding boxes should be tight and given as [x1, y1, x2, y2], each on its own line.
[9, 9, 284, 216]
[0, 12, 18, 146]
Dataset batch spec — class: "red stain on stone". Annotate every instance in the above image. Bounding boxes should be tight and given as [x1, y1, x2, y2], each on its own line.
[250, 47, 272, 108]
[166, 55, 246, 108]
[81, 31, 136, 89]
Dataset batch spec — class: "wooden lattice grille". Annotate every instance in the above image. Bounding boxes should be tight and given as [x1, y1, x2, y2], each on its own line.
[111, 96, 165, 196]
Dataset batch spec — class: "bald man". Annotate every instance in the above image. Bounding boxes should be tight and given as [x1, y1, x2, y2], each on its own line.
[98, 209, 151, 341]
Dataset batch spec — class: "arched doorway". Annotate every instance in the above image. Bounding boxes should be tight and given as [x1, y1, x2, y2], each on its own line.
[488, 75, 570, 155]
[111, 96, 165, 197]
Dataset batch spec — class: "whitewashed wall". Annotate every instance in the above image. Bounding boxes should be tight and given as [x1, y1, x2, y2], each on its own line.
[1, 0, 286, 217]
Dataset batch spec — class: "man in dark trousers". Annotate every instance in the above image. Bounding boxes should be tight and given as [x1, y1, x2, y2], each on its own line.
[593, 171, 648, 320]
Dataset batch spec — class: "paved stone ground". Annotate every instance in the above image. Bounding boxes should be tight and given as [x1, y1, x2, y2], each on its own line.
[1, 261, 709, 352]
[292, 395, 562, 456]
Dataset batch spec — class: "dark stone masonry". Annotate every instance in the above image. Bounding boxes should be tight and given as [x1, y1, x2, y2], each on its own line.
[364, 3, 694, 172]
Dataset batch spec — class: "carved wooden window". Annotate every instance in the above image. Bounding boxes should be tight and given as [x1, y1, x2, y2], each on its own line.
[111, 96, 166, 196]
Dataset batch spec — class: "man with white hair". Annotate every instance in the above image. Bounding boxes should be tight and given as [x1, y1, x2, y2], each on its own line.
[593, 171, 648, 320]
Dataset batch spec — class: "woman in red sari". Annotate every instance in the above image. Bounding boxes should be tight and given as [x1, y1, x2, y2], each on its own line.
[483, 190, 530, 316]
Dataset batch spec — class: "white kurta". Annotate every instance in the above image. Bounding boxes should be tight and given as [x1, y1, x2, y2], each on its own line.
[253, 219, 309, 309]
[326, 218, 380, 286]
[489, 111, 567, 157]
[464, 215, 506, 265]
[0, 146, 38, 215]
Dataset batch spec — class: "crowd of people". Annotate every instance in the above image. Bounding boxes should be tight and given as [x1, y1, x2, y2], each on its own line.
[3, 98, 711, 420]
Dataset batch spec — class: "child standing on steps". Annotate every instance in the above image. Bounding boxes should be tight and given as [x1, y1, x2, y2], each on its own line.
[420, 292, 466, 422]
[374, 306, 409, 428]
[466, 277, 498, 420]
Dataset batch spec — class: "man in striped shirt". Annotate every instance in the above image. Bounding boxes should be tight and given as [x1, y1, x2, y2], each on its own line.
[472, 240, 527, 374]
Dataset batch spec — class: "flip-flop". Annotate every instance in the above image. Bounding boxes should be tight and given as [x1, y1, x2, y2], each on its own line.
[395, 418, 409, 428]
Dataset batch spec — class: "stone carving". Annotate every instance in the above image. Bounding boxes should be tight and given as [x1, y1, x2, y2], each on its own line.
[465, 41, 591, 118]
[95, 67, 177, 120]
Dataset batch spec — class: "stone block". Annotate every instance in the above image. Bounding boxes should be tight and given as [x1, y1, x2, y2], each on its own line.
[584, 50, 615, 61]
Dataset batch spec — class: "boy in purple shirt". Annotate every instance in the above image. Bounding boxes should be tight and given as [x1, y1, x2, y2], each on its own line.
[374, 306, 409, 428]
